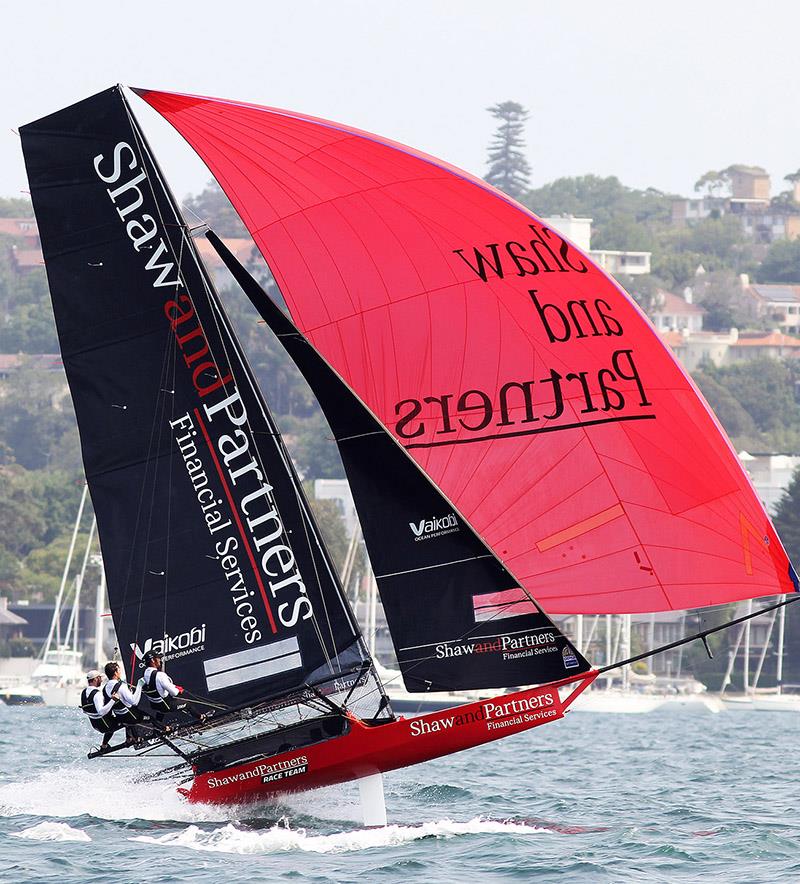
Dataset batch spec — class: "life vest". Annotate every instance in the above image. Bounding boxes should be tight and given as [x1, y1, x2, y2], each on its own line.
[143, 668, 169, 707]
[103, 680, 130, 717]
[80, 687, 102, 719]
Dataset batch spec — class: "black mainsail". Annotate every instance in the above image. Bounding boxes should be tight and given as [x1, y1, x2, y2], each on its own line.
[20, 87, 382, 713]
[207, 233, 591, 692]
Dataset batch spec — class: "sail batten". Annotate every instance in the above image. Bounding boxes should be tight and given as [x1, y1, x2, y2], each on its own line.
[140, 88, 798, 615]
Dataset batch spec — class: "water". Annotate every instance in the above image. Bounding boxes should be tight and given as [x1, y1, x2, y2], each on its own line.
[1, 705, 798, 882]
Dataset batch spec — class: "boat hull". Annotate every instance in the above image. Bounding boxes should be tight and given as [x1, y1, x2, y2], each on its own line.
[184, 676, 595, 805]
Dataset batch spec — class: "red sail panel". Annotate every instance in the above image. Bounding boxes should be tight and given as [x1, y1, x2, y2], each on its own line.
[137, 88, 798, 614]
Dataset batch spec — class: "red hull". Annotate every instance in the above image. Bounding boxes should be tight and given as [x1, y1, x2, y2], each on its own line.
[184, 673, 596, 805]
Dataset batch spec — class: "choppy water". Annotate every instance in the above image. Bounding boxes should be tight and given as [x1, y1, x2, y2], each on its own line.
[0, 704, 798, 882]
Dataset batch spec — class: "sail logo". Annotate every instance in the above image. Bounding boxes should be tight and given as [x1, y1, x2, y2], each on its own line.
[130, 624, 206, 666]
[562, 646, 580, 669]
[409, 689, 559, 737]
[409, 513, 459, 542]
[434, 630, 557, 659]
[206, 754, 309, 789]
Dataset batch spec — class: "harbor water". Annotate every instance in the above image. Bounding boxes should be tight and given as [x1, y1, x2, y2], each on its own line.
[0, 704, 797, 882]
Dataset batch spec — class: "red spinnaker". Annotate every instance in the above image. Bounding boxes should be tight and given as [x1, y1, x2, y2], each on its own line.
[137, 88, 798, 614]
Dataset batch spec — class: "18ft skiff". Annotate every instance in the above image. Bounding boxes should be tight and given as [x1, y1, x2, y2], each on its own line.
[19, 86, 797, 817]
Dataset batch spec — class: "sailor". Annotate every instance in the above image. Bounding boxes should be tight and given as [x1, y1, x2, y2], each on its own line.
[79, 669, 118, 751]
[102, 660, 148, 743]
[139, 651, 205, 723]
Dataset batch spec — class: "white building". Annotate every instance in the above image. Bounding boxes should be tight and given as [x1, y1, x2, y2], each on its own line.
[739, 451, 800, 515]
[542, 215, 652, 276]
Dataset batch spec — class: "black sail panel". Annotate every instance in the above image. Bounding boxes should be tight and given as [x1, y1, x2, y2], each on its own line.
[20, 87, 370, 709]
[208, 232, 592, 691]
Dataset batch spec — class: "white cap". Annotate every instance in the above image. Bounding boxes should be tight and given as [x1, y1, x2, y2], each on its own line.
[86, 669, 101, 681]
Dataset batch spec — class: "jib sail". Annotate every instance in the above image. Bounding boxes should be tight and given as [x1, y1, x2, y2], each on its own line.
[138, 88, 797, 615]
[207, 232, 590, 691]
[20, 87, 376, 711]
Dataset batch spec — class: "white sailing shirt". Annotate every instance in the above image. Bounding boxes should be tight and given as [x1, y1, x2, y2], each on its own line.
[141, 667, 180, 699]
[103, 677, 143, 714]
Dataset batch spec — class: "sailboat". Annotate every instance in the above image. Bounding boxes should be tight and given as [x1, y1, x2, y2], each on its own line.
[19, 86, 797, 816]
[32, 486, 98, 706]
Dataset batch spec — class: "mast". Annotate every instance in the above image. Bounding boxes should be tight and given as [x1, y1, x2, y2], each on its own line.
[42, 485, 87, 660]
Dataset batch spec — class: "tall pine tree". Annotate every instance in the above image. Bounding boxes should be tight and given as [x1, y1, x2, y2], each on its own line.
[484, 101, 531, 200]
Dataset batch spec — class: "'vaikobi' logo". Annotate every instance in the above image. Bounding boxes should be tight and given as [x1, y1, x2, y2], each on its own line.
[409, 513, 459, 542]
[130, 624, 206, 667]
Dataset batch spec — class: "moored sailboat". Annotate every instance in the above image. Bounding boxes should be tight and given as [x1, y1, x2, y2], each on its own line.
[19, 86, 798, 815]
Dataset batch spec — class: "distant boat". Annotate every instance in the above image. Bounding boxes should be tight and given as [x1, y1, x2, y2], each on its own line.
[0, 684, 44, 706]
[31, 487, 97, 707]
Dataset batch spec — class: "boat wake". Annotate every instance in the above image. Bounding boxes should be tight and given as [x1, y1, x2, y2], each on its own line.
[132, 817, 555, 855]
[13, 821, 92, 842]
[0, 764, 222, 823]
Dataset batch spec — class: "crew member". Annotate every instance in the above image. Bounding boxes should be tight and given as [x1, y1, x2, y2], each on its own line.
[79, 669, 118, 752]
[102, 660, 148, 744]
[139, 651, 205, 724]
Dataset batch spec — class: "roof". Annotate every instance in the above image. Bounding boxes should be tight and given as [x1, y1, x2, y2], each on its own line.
[11, 247, 44, 268]
[658, 330, 685, 347]
[652, 290, 705, 316]
[748, 284, 800, 303]
[733, 331, 800, 348]
[0, 354, 63, 373]
[728, 165, 768, 176]
[0, 602, 27, 626]
[0, 218, 38, 239]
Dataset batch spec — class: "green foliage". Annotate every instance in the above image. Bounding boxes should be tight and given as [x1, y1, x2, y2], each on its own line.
[308, 496, 349, 575]
[182, 181, 248, 236]
[0, 363, 81, 470]
[692, 370, 758, 439]
[694, 170, 730, 197]
[693, 359, 800, 450]
[484, 101, 531, 200]
[756, 239, 800, 284]
[0, 197, 32, 217]
[284, 411, 345, 479]
[774, 470, 800, 567]
[0, 468, 85, 600]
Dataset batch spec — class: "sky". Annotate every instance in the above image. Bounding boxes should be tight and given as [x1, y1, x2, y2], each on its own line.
[1, 0, 799, 204]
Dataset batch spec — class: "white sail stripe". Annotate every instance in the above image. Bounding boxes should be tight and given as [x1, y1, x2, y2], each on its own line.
[206, 652, 303, 692]
[203, 637, 300, 676]
[376, 555, 493, 579]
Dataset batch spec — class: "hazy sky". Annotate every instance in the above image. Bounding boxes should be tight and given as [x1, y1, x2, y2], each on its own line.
[2, 1, 799, 204]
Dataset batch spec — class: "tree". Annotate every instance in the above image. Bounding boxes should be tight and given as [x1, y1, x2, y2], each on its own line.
[756, 239, 800, 284]
[182, 181, 247, 236]
[694, 170, 730, 198]
[484, 101, 531, 200]
[774, 469, 800, 568]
